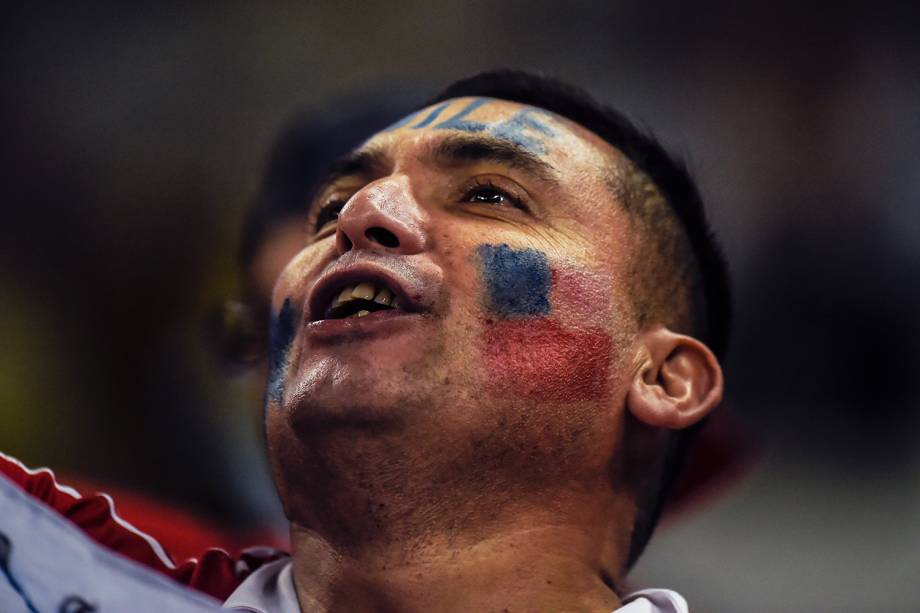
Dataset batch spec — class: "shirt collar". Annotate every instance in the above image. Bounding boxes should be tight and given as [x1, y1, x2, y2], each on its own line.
[222, 559, 687, 613]
[222, 558, 299, 612]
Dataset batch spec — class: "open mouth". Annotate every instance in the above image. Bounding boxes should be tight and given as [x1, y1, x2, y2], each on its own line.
[322, 281, 405, 320]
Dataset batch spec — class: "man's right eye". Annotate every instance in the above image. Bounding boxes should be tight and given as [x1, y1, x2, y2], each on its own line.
[314, 199, 347, 233]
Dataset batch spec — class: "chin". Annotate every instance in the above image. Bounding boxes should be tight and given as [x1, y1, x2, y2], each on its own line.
[281, 365, 419, 431]
[285, 324, 453, 417]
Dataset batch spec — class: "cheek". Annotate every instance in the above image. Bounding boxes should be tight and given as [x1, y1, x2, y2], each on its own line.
[272, 241, 329, 305]
[550, 267, 615, 327]
[265, 246, 326, 406]
[475, 243, 615, 402]
[254, 223, 311, 301]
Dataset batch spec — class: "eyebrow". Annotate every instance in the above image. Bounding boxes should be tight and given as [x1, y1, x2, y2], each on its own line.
[306, 147, 388, 215]
[320, 147, 388, 189]
[427, 133, 558, 184]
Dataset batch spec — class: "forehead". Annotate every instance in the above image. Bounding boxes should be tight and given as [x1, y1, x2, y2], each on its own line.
[360, 97, 619, 173]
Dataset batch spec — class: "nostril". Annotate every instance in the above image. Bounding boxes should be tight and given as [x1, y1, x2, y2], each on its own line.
[365, 227, 400, 248]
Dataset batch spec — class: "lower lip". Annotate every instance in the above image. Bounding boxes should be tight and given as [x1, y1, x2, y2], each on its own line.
[304, 310, 428, 342]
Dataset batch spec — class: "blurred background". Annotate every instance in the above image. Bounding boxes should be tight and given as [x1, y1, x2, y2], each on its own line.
[2, 2, 919, 611]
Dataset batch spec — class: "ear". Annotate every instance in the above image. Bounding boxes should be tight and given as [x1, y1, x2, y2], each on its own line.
[626, 326, 724, 430]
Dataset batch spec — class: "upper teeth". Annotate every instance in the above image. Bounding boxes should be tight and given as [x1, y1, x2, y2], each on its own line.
[327, 282, 402, 318]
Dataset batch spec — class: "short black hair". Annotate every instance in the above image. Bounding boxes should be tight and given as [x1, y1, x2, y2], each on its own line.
[430, 69, 732, 569]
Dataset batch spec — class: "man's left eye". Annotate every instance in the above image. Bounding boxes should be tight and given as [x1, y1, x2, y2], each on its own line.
[469, 187, 506, 204]
[463, 181, 523, 209]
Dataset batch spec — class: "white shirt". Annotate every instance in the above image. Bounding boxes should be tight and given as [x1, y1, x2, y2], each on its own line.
[223, 559, 689, 613]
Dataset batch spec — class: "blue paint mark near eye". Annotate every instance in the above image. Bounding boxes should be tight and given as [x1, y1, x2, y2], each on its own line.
[488, 108, 557, 155]
[478, 244, 551, 317]
[267, 297, 297, 404]
[411, 101, 452, 128]
[434, 97, 491, 133]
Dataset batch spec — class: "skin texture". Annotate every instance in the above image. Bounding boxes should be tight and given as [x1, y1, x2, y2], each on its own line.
[263, 98, 723, 613]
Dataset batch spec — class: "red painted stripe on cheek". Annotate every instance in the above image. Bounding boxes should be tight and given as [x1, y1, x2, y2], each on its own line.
[483, 319, 612, 402]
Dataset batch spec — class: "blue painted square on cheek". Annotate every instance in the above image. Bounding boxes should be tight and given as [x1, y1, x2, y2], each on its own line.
[478, 244, 551, 317]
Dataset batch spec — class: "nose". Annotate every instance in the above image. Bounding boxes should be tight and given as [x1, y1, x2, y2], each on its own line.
[334, 175, 428, 256]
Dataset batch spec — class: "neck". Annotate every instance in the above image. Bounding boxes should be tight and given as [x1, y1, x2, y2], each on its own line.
[289, 507, 631, 613]
[275, 403, 636, 611]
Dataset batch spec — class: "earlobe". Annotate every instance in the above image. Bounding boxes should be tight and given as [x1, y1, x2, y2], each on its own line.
[626, 326, 724, 430]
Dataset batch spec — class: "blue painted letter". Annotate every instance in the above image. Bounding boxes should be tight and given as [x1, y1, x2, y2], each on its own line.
[489, 108, 556, 155]
[434, 97, 491, 133]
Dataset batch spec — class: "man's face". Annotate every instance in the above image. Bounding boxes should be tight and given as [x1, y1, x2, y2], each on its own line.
[265, 97, 642, 518]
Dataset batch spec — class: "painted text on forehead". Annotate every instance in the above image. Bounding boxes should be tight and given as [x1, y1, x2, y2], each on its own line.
[382, 98, 560, 156]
